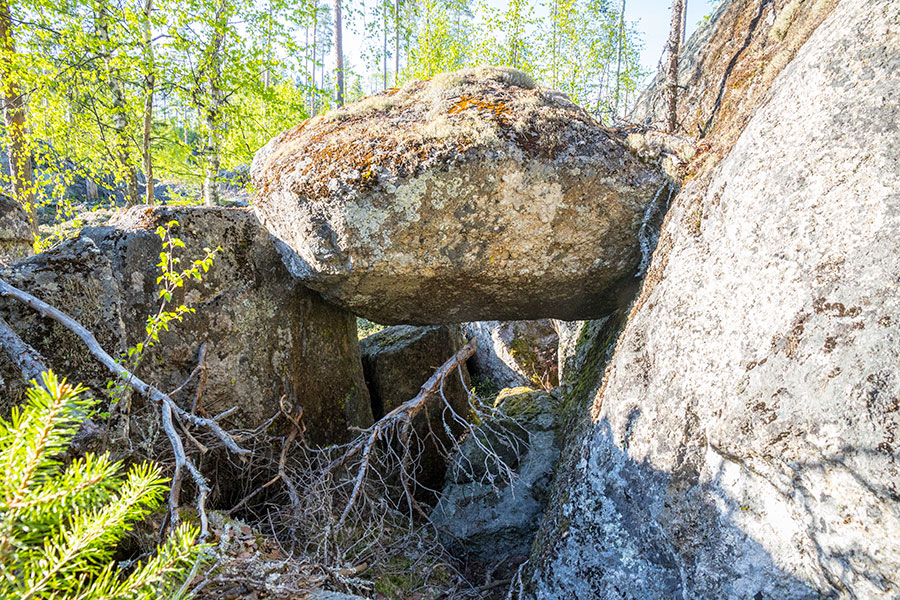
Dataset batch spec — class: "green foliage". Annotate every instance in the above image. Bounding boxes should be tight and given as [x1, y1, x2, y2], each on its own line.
[402, 0, 644, 121]
[356, 317, 385, 339]
[107, 219, 218, 406]
[0, 372, 200, 600]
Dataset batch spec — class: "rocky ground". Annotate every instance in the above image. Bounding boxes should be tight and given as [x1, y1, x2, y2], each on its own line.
[1, 0, 898, 597]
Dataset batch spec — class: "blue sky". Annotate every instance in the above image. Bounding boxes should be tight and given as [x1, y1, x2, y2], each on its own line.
[625, 0, 717, 76]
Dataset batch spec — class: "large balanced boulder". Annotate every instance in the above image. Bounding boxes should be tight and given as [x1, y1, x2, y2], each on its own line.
[530, 0, 900, 598]
[251, 66, 669, 324]
[0, 206, 372, 445]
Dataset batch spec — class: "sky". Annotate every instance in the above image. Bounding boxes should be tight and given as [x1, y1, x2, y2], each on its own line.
[626, 0, 717, 77]
[336, 0, 719, 88]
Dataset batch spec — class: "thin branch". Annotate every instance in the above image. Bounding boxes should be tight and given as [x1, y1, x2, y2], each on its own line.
[0, 277, 249, 457]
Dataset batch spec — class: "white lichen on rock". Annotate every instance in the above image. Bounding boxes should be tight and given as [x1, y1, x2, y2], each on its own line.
[251, 65, 668, 324]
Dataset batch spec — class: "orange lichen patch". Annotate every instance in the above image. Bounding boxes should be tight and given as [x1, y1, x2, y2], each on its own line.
[252, 66, 629, 204]
[448, 96, 510, 119]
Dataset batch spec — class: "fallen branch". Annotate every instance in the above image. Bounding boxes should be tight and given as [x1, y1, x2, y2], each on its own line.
[0, 315, 101, 451]
[324, 339, 478, 532]
[0, 315, 48, 382]
[0, 277, 248, 540]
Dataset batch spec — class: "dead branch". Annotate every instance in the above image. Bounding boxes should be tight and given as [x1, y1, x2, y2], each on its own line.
[0, 315, 101, 450]
[0, 277, 248, 457]
[191, 342, 208, 415]
[0, 315, 48, 381]
[323, 339, 478, 479]
[0, 277, 247, 541]
[324, 339, 477, 534]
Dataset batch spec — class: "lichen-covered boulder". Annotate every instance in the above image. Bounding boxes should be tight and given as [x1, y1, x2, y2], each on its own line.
[359, 324, 470, 493]
[0, 193, 32, 263]
[530, 0, 900, 597]
[433, 388, 562, 563]
[465, 320, 559, 389]
[0, 206, 372, 445]
[251, 66, 669, 324]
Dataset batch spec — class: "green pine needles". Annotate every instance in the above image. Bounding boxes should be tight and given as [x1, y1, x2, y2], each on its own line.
[0, 372, 200, 600]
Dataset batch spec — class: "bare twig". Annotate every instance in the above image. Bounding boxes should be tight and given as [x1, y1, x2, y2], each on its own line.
[191, 342, 208, 414]
[0, 277, 246, 542]
[0, 277, 249, 457]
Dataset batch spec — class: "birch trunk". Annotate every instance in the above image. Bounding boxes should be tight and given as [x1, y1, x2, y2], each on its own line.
[394, 0, 399, 85]
[202, 0, 228, 206]
[334, 0, 344, 107]
[95, 0, 141, 207]
[382, 3, 387, 91]
[0, 0, 36, 236]
[141, 0, 155, 205]
[614, 0, 625, 118]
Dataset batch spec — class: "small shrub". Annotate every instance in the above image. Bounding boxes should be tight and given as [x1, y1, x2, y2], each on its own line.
[0, 371, 200, 600]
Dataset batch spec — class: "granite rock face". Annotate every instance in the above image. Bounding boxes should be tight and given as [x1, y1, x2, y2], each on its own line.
[0, 206, 372, 445]
[359, 324, 470, 492]
[0, 193, 33, 263]
[251, 66, 669, 324]
[530, 0, 900, 597]
[465, 320, 559, 389]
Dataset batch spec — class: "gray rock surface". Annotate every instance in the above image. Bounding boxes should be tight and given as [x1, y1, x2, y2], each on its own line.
[251, 66, 669, 324]
[359, 324, 470, 492]
[465, 320, 559, 390]
[433, 388, 561, 562]
[0, 206, 372, 445]
[530, 0, 900, 597]
[0, 193, 33, 263]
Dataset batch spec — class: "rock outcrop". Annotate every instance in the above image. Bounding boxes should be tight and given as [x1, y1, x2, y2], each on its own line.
[433, 388, 562, 563]
[530, 0, 900, 598]
[359, 324, 470, 492]
[251, 66, 670, 324]
[0, 206, 372, 445]
[465, 320, 558, 389]
[0, 193, 33, 263]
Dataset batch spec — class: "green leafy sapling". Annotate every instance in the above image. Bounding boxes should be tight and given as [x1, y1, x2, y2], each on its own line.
[0, 371, 201, 600]
[108, 219, 220, 406]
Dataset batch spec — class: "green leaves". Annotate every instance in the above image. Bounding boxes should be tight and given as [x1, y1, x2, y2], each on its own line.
[0, 372, 201, 600]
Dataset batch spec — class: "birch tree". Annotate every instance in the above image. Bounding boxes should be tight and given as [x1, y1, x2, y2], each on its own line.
[0, 0, 36, 234]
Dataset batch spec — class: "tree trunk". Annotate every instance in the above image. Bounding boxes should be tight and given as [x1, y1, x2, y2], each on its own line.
[614, 0, 625, 118]
[665, 0, 685, 133]
[264, 0, 272, 88]
[394, 0, 399, 85]
[334, 0, 344, 107]
[383, 2, 387, 90]
[95, 0, 141, 207]
[311, 7, 318, 114]
[551, 0, 558, 87]
[202, 0, 228, 206]
[141, 0, 155, 205]
[0, 0, 36, 236]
